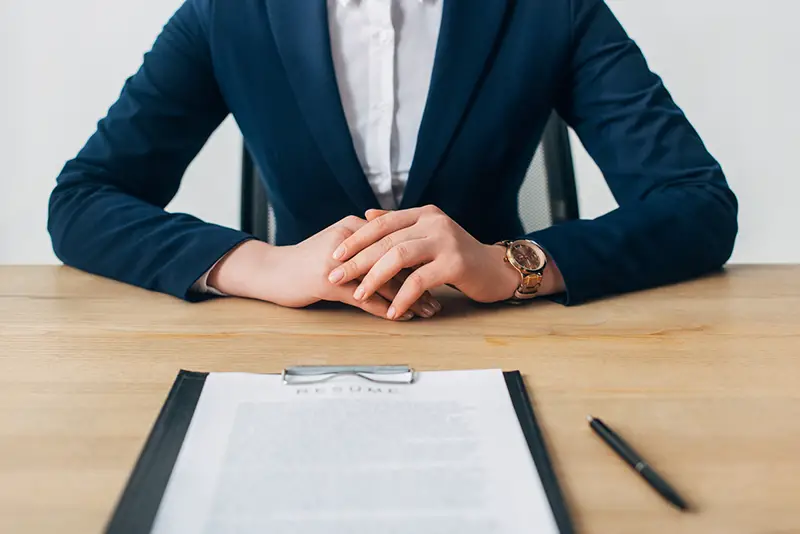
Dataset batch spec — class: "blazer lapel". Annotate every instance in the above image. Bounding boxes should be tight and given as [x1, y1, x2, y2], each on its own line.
[266, 0, 379, 213]
[400, 0, 511, 209]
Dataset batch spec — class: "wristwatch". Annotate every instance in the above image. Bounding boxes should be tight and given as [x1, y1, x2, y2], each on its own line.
[496, 239, 548, 301]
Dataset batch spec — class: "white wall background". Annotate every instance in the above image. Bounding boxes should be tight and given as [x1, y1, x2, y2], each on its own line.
[0, 0, 241, 264]
[1, 0, 798, 264]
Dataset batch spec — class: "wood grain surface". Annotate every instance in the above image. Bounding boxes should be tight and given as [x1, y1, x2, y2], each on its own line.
[1, 265, 799, 534]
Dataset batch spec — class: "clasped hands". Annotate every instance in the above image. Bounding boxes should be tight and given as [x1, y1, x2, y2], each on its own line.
[270, 205, 523, 320]
[211, 205, 561, 320]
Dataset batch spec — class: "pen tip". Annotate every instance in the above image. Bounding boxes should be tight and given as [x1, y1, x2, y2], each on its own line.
[586, 415, 594, 422]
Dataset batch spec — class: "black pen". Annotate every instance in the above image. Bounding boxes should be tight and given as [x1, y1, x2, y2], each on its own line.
[587, 415, 690, 511]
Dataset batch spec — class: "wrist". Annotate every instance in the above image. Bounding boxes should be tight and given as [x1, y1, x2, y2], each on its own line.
[486, 244, 522, 302]
[208, 240, 286, 301]
[484, 242, 565, 302]
[539, 255, 565, 296]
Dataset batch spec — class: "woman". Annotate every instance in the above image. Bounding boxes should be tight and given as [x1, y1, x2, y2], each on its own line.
[48, 0, 737, 320]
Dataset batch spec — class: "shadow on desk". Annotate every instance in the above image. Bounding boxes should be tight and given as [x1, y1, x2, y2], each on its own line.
[306, 290, 552, 321]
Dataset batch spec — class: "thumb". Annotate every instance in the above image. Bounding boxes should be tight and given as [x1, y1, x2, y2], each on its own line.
[365, 209, 390, 222]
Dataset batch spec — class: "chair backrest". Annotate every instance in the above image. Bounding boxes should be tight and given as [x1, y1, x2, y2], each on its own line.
[241, 113, 578, 243]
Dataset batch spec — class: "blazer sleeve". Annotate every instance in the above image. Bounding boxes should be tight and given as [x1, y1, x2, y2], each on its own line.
[527, 0, 738, 305]
[47, 0, 252, 301]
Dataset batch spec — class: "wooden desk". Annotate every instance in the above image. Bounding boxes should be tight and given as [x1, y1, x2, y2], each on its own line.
[1, 265, 799, 534]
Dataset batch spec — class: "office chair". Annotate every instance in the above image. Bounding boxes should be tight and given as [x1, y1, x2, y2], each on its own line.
[241, 112, 579, 243]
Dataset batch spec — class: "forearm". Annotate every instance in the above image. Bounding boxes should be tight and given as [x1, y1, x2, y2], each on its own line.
[540, 252, 566, 296]
[527, 184, 737, 305]
[48, 179, 250, 300]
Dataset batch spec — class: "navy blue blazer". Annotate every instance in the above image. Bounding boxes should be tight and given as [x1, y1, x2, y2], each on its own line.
[48, 0, 738, 305]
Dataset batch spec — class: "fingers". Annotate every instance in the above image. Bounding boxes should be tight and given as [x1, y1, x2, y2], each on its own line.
[335, 281, 413, 321]
[333, 209, 422, 261]
[354, 239, 435, 302]
[365, 209, 389, 222]
[328, 227, 421, 285]
[387, 263, 445, 319]
[332, 214, 367, 233]
[376, 272, 441, 318]
[393, 269, 442, 317]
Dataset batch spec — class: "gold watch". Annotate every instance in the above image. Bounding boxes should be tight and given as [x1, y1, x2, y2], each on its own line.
[496, 239, 548, 301]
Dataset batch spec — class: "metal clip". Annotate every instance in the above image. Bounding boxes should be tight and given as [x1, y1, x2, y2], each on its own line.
[282, 365, 416, 385]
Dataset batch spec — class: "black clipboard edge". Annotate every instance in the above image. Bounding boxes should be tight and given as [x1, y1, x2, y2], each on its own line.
[105, 370, 573, 533]
[105, 370, 209, 534]
[503, 371, 575, 534]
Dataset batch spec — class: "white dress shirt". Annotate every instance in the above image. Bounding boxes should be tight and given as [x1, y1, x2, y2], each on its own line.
[330, 0, 442, 210]
[195, 0, 443, 293]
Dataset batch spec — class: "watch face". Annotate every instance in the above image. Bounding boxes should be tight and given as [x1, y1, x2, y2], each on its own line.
[509, 241, 546, 271]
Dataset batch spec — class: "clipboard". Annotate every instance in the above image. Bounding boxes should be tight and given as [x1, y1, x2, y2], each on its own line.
[105, 367, 575, 534]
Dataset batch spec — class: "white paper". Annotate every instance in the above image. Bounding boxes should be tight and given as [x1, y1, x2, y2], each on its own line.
[151, 370, 560, 534]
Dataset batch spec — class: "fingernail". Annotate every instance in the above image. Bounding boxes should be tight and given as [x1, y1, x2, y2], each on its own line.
[399, 311, 415, 321]
[332, 245, 346, 260]
[328, 269, 344, 283]
[387, 306, 397, 320]
[421, 304, 436, 318]
[353, 286, 365, 301]
[428, 298, 442, 312]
